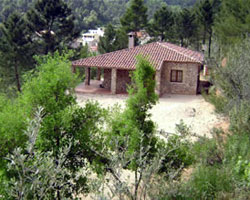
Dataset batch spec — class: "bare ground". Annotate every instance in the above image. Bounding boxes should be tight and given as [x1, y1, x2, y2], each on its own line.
[77, 93, 226, 138]
[76, 94, 227, 199]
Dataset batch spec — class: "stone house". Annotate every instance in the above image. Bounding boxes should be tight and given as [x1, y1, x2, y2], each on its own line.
[72, 35, 204, 96]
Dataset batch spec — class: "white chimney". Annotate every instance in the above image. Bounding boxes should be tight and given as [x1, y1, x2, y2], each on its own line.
[128, 32, 136, 49]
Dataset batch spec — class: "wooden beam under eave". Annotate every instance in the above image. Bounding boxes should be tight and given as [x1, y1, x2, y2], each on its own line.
[85, 67, 91, 85]
[96, 68, 101, 80]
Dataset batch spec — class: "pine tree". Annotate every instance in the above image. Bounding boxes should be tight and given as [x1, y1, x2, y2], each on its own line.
[66, 0, 108, 31]
[148, 5, 174, 41]
[0, 12, 34, 92]
[196, 0, 213, 45]
[26, 0, 79, 54]
[98, 24, 128, 54]
[120, 0, 148, 33]
[113, 27, 128, 50]
[214, 0, 248, 51]
[177, 8, 197, 47]
[98, 24, 116, 54]
[196, 0, 220, 56]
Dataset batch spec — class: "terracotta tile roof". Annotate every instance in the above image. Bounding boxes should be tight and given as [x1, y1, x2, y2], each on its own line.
[72, 42, 204, 71]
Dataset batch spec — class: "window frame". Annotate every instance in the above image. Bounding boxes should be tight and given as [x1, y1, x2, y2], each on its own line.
[170, 70, 183, 83]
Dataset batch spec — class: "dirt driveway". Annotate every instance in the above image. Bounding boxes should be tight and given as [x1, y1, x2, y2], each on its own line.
[77, 94, 225, 138]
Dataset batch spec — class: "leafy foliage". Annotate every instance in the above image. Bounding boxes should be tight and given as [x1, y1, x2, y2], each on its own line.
[213, 38, 250, 109]
[0, 52, 107, 198]
[4, 108, 89, 199]
[0, 95, 28, 169]
[116, 56, 158, 163]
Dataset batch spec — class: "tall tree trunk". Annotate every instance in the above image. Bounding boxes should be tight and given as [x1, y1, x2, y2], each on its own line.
[203, 25, 207, 45]
[180, 37, 184, 47]
[54, 124, 61, 200]
[195, 33, 200, 51]
[14, 61, 21, 92]
[161, 30, 164, 42]
[208, 30, 212, 58]
[134, 169, 138, 200]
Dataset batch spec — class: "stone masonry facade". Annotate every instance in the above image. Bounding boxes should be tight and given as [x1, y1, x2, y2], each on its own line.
[103, 69, 132, 94]
[158, 62, 200, 95]
[116, 70, 131, 93]
[102, 62, 200, 95]
[103, 69, 111, 90]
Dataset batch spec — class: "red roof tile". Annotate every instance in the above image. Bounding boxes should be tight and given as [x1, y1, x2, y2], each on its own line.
[72, 42, 204, 71]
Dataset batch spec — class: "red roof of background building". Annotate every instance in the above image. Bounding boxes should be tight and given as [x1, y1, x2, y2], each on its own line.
[72, 42, 204, 71]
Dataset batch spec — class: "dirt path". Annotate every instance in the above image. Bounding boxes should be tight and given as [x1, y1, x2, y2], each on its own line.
[77, 94, 225, 138]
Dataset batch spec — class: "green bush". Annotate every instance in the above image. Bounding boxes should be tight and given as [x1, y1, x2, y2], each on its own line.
[229, 101, 250, 135]
[0, 52, 108, 198]
[176, 132, 250, 200]
[0, 96, 28, 169]
[202, 87, 227, 114]
[192, 136, 223, 166]
[235, 156, 250, 187]
[223, 133, 250, 165]
[184, 165, 233, 199]
[158, 134, 194, 174]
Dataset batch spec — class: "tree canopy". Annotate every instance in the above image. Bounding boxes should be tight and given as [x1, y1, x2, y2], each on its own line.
[148, 5, 174, 41]
[0, 12, 34, 92]
[120, 0, 148, 33]
[214, 0, 250, 50]
[98, 24, 128, 54]
[26, 0, 79, 54]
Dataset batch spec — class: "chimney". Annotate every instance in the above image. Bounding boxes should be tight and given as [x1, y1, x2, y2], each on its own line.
[128, 32, 136, 49]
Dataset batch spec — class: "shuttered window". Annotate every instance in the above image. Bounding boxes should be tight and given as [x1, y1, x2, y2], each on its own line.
[170, 70, 183, 82]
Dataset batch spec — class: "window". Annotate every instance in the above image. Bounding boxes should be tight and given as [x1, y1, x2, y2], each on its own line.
[171, 70, 183, 82]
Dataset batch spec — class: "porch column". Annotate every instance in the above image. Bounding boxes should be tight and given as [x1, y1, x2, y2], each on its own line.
[96, 68, 101, 80]
[72, 65, 76, 73]
[85, 67, 90, 85]
[111, 68, 117, 95]
[155, 70, 161, 96]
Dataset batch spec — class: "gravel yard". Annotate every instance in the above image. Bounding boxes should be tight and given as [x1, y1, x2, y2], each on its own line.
[77, 94, 225, 138]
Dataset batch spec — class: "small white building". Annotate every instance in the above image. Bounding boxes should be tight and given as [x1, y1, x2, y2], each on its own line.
[82, 28, 104, 46]
[71, 28, 104, 51]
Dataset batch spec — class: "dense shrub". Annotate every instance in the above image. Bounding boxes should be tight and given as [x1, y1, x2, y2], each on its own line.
[229, 101, 250, 135]
[202, 87, 227, 114]
[0, 96, 28, 169]
[158, 134, 194, 174]
[0, 52, 107, 198]
[184, 165, 233, 199]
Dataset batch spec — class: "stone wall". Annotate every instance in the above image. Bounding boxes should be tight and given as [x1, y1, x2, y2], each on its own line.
[160, 62, 200, 95]
[103, 69, 111, 89]
[102, 63, 199, 95]
[116, 69, 132, 93]
[103, 68, 132, 94]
